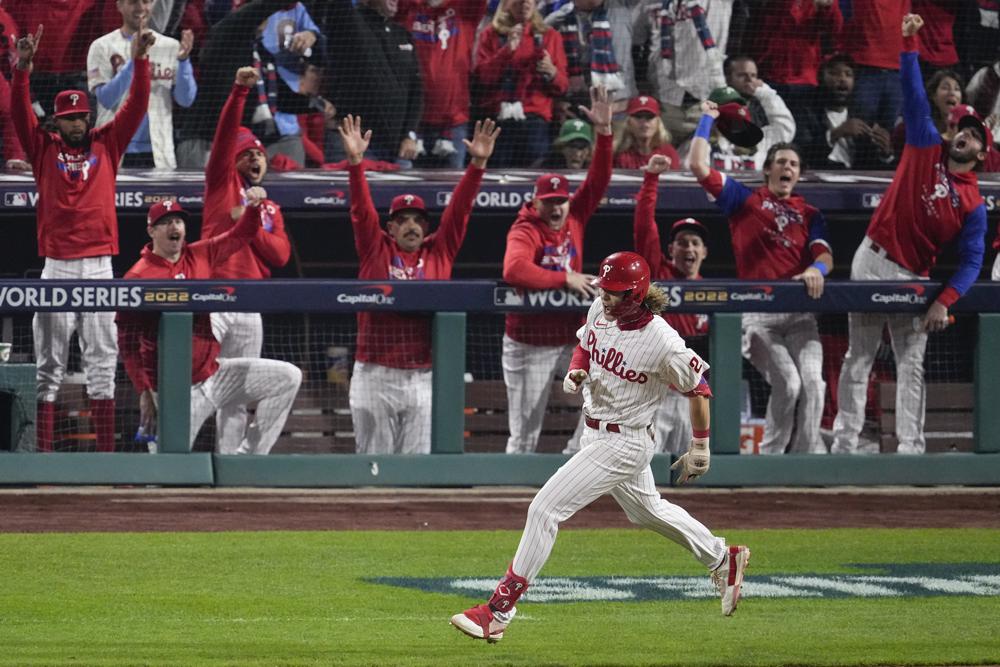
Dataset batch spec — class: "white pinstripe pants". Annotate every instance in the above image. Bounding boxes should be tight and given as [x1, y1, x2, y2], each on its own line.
[512, 425, 727, 582]
[349, 361, 432, 454]
[191, 357, 302, 454]
[652, 391, 691, 454]
[210, 312, 264, 454]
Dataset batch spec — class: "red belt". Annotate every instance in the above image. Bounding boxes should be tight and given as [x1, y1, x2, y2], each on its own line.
[585, 416, 621, 433]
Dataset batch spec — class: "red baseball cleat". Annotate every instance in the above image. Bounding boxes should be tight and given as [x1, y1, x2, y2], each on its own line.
[712, 545, 751, 616]
[450, 603, 516, 642]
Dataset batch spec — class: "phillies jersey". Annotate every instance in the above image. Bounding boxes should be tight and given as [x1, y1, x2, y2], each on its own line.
[633, 171, 708, 338]
[11, 64, 150, 260]
[503, 133, 613, 346]
[201, 85, 290, 279]
[350, 161, 484, 369]
[865, 38, 986, 308]
[399, 0, 484, 129]
[573, 300, 708, 427]
[699, 169, 830, 280]
[119, 205, 263, 393]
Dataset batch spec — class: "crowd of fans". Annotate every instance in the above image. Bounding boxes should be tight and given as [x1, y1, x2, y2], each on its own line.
[1, 0, 998, 173]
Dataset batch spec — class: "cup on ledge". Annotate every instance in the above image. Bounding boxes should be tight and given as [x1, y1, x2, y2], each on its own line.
[0, 342, 10, 363]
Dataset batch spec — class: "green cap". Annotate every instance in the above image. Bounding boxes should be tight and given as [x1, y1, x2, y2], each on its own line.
[554, 119, 594, 146]
[708, 86, 745, 105]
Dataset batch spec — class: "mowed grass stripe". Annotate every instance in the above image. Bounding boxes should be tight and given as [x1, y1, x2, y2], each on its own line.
[0, 529, 997, 666]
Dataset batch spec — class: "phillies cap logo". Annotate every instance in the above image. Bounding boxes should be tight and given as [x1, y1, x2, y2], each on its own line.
[404, 195, 414, 205]
[163, 200, 173, 210]
[639, 96, 648, 105]
[602, 264, 612, 277]
[572, 120, 583, 130]
[550, 177, 561, 189]
[70, 93, 80, 107]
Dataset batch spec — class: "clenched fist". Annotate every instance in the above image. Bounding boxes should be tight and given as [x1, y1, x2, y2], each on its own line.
[563, 369, 588, 394]
[671, 437, 710, 484]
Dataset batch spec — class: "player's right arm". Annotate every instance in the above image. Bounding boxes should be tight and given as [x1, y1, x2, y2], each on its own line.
[690, 102, 753, 216]
[569, 86, 614, 225]
[900, 14, 939, 148]
[205, 68, 256, 200]
[340, 114, 383, 261]
[634, 157, 668, 270]
[434, 119, 499, 260]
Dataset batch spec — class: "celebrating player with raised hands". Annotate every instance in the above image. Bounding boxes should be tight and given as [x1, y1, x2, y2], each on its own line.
[690, 100, 833, 455]
[452, 251, 750, 643]
[832, 14, 990, 456]
[12, 23, 153, 452]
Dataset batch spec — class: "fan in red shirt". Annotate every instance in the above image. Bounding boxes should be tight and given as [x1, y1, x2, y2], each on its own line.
[119, 195, 301, 454]
[501, 85, 613, 454]
[629, 153, 710, 455]
[199, 66, 291, 454]
[11, 24, 152, 453]
[337, 113, 500, 455]
[613, 95, 680, 171]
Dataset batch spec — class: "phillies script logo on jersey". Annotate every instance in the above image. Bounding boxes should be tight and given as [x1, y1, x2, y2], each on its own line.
[586, 330, 648, 384]
[57, 152, 98, 182]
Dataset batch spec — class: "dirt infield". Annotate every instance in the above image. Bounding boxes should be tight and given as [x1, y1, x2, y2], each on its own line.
[0, 486, 998, 532]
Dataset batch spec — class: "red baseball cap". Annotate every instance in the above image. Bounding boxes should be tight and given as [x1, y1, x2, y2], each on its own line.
[533, 173, 571, 200]
[53, 90, 91, 118]
[716, 102, 764, 148]
[389, 193, 428, 218]
[234, 127, 265, 158]
[669, 218, 708, 242]
[949, 106, 994, 153]
[147, 200, 189, 226]
[626, 95, 660, 117]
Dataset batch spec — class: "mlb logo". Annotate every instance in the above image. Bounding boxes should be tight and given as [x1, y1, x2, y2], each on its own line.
[437, 191, 452, 206]
[493, 287, 524, 306]
[862, 193, 883, 209]
[4, 192, 29, 207]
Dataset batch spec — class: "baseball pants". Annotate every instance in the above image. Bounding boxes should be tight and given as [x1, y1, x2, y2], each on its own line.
[349, 361, 432, 454]
[35, 256, 117, 402]
[190, 357, 302, 454]
[992, 253, 1000, 282]
[652, 391, 691, 454]
[742, 312, 826, 454]
[512, 423, 728, 582]
[502, 335, 583, 454]
[833, 240, 928, 454]
[211, 312, 264, 454]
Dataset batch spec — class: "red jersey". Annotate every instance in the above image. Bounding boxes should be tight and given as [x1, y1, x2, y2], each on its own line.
[633, 171, 708, 339]
[118, 205, 262, 392]
[700, 169, 830, 280]
[11, 64, 149, 260]
[913, 0, 959, 67]
[614, 143, 681, 170]
[838, 0, 907, 70]
[350, 161, 485, 368]
[399, 0, 484, 128]
[201, 84, 290, 279]
[474, 25, 568, 122]
[6, 0, 98, 72]
[756, 0, 843, 86]
[503, 133, 613, 346]
[866, 41, 986, 307]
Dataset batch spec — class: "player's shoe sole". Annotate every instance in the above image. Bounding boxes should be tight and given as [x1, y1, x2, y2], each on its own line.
[450, 604, 512, 643]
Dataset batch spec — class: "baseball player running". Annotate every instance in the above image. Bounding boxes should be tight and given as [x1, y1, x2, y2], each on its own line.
[200, 67, 291, 454]
[635, 154, 711, 454]
[690, 105, 833, 455]
[451, 252, 749, 642]
[12, 24, 153, 452]
[119, 195, 301, 453]
[832, 14, 990, 455]
[339, 113, 500, 454]
[502, 85, 613, 454]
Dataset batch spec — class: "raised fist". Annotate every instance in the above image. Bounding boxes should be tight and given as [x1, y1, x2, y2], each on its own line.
[563, 369, 588, 394]
[245, 186, 268, 206]
[902, 13, 924, 37]
[236, 66, 260, 88]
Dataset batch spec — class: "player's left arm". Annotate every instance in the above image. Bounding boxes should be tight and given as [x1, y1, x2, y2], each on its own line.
[900, 14, 939, 148]
[668, 343, 712, 484]
[925, 204, 987, 330]
[250, 201, 291, 267]
[570, 86, 614, 225]
[792, 209, 833, 299]
[435, 119, 499, 259]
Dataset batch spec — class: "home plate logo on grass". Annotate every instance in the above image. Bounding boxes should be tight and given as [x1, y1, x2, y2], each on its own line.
[370, 564, 1000, 602]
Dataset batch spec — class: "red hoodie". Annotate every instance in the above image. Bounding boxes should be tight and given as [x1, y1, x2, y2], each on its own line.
[474, 24, 568, 122]
[756, 0, 843, 86]
[503, 132, 612, 346]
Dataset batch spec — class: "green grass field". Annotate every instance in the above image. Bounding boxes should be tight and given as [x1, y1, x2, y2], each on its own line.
[1, 528, 998, 666]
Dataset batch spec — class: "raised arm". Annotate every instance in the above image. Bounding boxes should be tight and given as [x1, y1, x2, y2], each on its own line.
[900, 14, 939, 148]
[205, 68, 258, 195]
[569, 86, 614, 224]
[11, 26, 44, 161]
[340, 114, 384, 259]
[105, 29, 155, 159]
[633, 157, 668, 270]
[435, 119, 500, 259]
[689, 101, 717, 182]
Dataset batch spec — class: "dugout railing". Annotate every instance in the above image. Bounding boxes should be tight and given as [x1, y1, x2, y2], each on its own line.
[0, 279, 999, 487]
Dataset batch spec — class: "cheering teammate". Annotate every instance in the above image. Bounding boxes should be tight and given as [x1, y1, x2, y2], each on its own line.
[832, 14, 990, 456]
[451, 252, 750, 643]
[12, 24, 153, 452]
[339, 113, 500, 454]
[119, 196, 301, 453]
[690, 102, 833, 455]
[200, 67, 291, 454]
[501, 85, 613, 454]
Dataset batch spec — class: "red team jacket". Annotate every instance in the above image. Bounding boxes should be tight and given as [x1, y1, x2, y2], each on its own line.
[838, 0, 906, 70]
[755, 0, 843, 86]
[502, 132, 613, 346]
[474, 24, 568, 122]
[614, 144, 681, 171]
[634, 171, 708, 339]
[200, 84, 290, 279]
[118, 205, 263, 393]
[699, 170, 830, 280]
[349, 161, 485, 368]
[11, 63, 149, 260]
[865, 36, 986, 308]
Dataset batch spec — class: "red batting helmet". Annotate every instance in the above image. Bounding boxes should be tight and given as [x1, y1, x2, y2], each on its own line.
[596, 252, 651, 318]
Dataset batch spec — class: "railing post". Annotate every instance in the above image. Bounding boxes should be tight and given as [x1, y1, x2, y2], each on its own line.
[157, 312, 192, 453]
[709, 313, 742, 454]
[975, 313, 1000, 453]
[431, 312, 467, 453]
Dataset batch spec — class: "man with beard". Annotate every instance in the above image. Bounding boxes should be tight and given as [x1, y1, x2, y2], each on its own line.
[832, 14, 991, 456]
[11, 24, 153, 452]
[691, 101, 833, 456]
[198, 66, 291, 454]
[338, 113, 500, 454]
